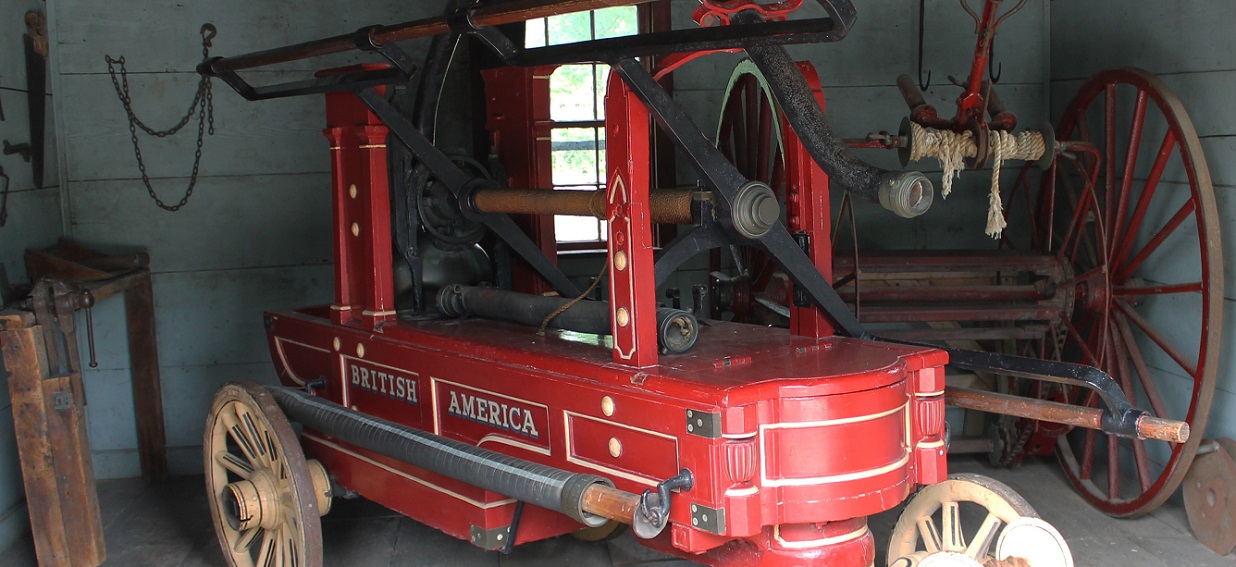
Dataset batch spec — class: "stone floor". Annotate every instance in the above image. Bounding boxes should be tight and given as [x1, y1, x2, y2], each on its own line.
[1, 455, 1232, 566]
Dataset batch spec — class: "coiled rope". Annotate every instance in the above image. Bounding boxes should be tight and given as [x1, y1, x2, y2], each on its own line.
[908, 122, 1045, 238]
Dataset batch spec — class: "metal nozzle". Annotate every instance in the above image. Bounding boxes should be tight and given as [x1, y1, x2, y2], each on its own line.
[878, 172, 934, 218]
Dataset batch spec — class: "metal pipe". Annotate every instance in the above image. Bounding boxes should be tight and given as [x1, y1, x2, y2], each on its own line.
[268, 386, 649, 529]
[945, 387, 1188, 443]
[471, 187, 696, 225]
[203, 0, 656, 75]
[438, 285, 699, 354]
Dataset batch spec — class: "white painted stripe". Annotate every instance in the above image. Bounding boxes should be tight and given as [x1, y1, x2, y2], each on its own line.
[761, 403, 907, 430]
[759, 403, 911, 487]
[725, 485, 760, 497]
[273, 337, 328, 386]
[774, 524, 870, 550]
[763, 454, 911, 488]
[477, 434, 551, 456]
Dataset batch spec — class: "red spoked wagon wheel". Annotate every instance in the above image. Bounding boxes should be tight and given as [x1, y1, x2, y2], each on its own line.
[711, 59, 793, 322]
[1029, 68, 1223, 517]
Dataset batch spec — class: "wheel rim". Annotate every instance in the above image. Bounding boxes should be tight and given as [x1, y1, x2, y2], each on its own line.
[1030, 68, 1222, 517]
[205, 382, 324, 567]
[712, 59, 789, 320]
[887, 474, 1069, 566]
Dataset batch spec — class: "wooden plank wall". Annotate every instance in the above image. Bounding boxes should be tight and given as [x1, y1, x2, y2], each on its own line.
[46, 1, 439, 479]
[1050, 1, 1236, 451]
[0, 0, 64, 552]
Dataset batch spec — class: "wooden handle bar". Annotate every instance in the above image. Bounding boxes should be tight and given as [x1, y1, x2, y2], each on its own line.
[1136, 415, 1190, 444]
[472, 187, 696, 224]
[207, 0, 656, 74]
[945, 387, 1189, 443]
[581, 483, 642, 525]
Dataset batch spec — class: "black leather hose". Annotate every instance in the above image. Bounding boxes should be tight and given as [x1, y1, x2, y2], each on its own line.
[735, 12, 934, 219]
[437, 285, 699, 354]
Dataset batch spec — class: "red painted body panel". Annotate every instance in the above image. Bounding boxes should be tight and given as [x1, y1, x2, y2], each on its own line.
[267, 308, 947, 563]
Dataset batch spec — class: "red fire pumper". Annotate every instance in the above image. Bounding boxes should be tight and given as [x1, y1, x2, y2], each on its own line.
[198, 1, 1205, 566]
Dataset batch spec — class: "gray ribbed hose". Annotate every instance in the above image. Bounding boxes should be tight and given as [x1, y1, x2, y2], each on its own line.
[268, 386, 612, 526]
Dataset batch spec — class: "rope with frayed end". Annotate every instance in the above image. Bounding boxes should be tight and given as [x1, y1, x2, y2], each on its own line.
[908, 122, 1045, 238]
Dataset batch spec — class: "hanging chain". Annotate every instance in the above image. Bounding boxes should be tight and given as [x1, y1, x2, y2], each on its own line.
[104, 23, 217, 211]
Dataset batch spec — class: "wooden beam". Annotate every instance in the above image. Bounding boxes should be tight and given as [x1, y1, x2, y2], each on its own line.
[125, 273, 167, 481]
[1, 322, 106, 566]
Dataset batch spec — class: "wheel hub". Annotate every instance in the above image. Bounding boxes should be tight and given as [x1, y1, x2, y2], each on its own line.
[222, 470, 282, 532]
[1075, 277, 1109, 313]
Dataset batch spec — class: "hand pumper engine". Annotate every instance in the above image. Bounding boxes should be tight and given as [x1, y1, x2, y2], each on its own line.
[197, 1, 1195, 565]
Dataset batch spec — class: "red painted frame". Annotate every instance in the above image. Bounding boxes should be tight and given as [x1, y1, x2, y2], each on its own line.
[266, 56, 949, 566]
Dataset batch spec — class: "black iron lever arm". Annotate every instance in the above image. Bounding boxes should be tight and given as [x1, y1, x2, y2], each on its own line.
[921, 342, 1153, 440]
[200, 0, 656, 75]
[355, 88, 582, 299]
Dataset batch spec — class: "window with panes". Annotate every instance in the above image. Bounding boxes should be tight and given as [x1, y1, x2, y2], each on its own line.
[524, 7, 639, 244]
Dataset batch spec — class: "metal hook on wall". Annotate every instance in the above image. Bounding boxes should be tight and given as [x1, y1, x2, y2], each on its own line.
[917, 0, 931, 90]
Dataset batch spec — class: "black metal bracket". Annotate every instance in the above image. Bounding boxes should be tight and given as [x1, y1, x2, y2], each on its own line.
[633, 468, 693, 539]
[500, 501, 525, 554]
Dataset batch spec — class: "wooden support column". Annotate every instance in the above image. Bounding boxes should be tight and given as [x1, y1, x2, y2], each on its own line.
[1, 312, 106, 566]
[125, 273, 167, 481]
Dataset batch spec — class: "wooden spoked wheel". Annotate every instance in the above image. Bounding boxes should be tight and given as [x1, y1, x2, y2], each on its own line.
[205, 382, 329, 567]
[711, 59, 791, 321]
[1021, 68, 1223, 517]
[887, 474, 1072, 567]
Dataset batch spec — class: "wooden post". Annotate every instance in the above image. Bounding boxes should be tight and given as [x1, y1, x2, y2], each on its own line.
[125, 273, 168, 481]
[0, 312, 106, 566]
